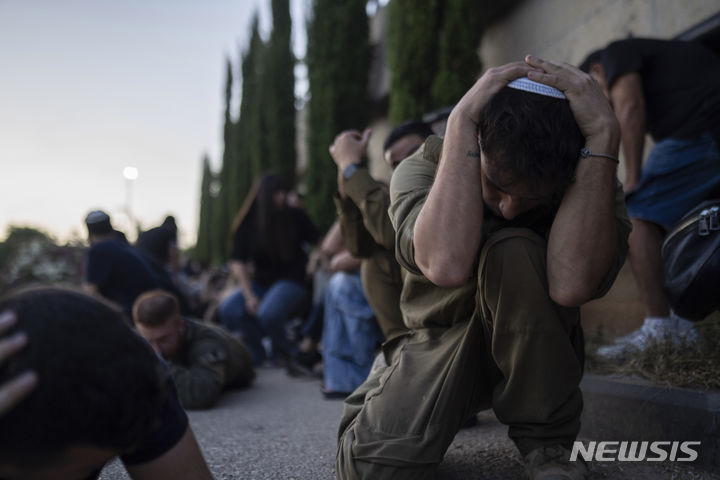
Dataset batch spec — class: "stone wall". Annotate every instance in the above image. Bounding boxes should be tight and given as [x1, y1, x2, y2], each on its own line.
[479, 0, 720, 66]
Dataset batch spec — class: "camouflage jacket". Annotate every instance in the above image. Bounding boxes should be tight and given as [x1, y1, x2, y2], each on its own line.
[168, 318, 255, 409]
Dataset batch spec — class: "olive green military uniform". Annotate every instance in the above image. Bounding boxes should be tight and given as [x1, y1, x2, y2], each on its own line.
[336, 136, 632, 479]
[334, 168, 408, 342]
[168, 318, 255, 410]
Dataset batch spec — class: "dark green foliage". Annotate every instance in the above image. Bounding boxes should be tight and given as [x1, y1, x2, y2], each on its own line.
[264, 0, 297, 181]
[243, 16, 268, 182]
[0, 227, 85, 291]
[387, 0, 441, 124]
[207, 15, 270, 264]
[211, 188, 228, 265]
[194, 155, 215, 266]
[387, 0, 485, 122]
[214, 59, 235, 260]
[197, 0, 490, 259]
[431, 0, 483, 107]
[305, 0, 370, 231]
[234, 15, 265, 222]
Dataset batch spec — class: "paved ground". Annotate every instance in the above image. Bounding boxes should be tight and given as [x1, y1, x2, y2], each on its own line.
[100, 367, 719, 479]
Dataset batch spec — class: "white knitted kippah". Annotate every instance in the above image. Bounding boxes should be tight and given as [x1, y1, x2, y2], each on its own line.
[85, 210, 110, 225]
[507, 77, 566, 99]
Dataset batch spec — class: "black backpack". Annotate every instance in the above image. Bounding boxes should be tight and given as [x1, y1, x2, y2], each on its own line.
[662, 199, 720, 320]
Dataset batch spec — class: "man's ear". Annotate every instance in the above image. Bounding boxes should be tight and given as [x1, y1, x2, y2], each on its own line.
[177, 315, 186, 335]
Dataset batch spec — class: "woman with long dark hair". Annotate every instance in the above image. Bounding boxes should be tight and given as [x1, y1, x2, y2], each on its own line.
[217, 174, 319, 365]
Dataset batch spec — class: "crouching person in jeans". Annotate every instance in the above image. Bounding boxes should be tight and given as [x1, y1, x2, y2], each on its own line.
[336, 56, 631, 480]
[0, 286, 213, 480]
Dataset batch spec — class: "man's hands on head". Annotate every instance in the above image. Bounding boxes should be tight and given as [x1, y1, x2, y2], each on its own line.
[525, 55, 620, 151]
[329, 129, 372, 171]
[453, 62, 542, 126]
[0, 311, 37, 416]
[524, 55, 621, 307]
[415, 62, 540, 286]
[330, 128, 371, 199]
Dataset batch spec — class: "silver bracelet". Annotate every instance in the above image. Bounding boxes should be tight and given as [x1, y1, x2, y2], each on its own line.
[580, 147, 619, 164]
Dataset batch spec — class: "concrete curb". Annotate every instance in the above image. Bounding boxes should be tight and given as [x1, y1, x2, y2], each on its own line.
[580, 374, 720, 469]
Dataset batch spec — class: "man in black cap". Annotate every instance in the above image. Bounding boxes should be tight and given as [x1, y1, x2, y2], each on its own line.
[84, 210, 160, 318]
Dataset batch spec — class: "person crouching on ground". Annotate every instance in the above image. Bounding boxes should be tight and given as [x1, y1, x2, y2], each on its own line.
[336, 57, 631, 480]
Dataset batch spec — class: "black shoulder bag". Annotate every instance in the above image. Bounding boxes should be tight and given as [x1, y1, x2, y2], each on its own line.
[662, 199, 720, 320]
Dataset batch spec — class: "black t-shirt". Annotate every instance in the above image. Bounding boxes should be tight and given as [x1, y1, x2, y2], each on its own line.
[85, 239, 161, 316]
[120, 366, 189, 465]
[85, 362, 190, 479]
[601, 38, 720, 141]
[230, 207, 319, 288]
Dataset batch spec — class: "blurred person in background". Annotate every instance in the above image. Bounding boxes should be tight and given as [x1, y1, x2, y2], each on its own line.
[580, 38, 720, 356]
[83, 210, 160, 320]
[329, 120, 434, 362]
[217, 174, 319, 365]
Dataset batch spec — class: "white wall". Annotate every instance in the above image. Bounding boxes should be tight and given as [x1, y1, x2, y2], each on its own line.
[480, 0, 720, 66]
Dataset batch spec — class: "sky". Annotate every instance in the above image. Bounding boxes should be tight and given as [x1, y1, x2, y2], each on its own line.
[0, 0, 309, 249]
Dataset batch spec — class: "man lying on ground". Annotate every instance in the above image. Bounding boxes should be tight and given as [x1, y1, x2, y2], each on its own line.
[133, 289, 255, 410]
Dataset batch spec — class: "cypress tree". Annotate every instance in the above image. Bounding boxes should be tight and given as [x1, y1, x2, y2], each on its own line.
[245, 17, 268, 181]
[233, 15, 263, 227]
[264, 0, 296, 181]
[215, 59, 235, 260]
[305, 0, 370, 231]
[431, 0, 483, 108]
[386, 0, 441, 125]
[210, 187, 227, 265]
[195, 155, 215, 265]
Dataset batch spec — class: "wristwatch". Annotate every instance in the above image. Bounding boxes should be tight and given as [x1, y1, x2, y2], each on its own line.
[342, 163, 361, 180]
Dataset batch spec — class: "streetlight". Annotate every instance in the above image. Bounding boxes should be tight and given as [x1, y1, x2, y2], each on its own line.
[123, 166, 139, 234]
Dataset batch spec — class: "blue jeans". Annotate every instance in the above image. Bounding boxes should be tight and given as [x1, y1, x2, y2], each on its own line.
[626, 132, 720, 230]
[322, 271, 381, 393]
[218, 279, 309, 365]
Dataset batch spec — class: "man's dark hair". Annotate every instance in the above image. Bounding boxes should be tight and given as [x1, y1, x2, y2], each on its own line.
[0, 286, 167, 466]
[478, 86, 585, 197]
[383, 120, 434, 152]
[579, 48, 604, 73]
[133, 289, 180, 327]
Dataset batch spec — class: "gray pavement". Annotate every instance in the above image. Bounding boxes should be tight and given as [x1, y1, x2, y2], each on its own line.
[100, 367, 720, 479]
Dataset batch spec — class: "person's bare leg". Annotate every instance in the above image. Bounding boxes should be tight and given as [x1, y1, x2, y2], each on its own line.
[598, 218, 698, 357]
[627, 218, 669, 318]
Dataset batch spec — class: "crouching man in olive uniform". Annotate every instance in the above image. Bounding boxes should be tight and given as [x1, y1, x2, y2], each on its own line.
[133, 290, 255, 410]
[336, 57, 631, 480]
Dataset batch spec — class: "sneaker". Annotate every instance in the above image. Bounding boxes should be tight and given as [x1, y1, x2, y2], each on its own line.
[524, 445, 588, 480]
[596, 316, 699, 359]
[670, 312, 700, 344]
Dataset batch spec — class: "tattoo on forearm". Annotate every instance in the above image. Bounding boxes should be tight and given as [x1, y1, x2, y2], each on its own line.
[466, 150, 481, 158]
